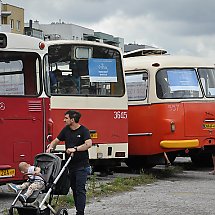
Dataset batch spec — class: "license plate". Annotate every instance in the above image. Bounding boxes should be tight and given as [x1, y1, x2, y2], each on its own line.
[90, 133, 98, 139]
[203, 123, 215, 129]
[0, 169, 15, 178]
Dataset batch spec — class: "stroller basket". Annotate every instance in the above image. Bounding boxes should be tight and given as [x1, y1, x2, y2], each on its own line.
[16, 206, 50, 215]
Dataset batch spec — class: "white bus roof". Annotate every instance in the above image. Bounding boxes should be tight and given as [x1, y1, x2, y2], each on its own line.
[124, 55, 215, 72]
[0, 32, 46, 52]
[45, 39, 122, 52]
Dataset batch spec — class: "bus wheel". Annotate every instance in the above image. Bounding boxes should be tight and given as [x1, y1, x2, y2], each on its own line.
[190, 153, 213, 167]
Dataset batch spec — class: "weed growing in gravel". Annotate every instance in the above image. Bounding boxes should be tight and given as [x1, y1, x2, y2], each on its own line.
[54, 173, 156, 209]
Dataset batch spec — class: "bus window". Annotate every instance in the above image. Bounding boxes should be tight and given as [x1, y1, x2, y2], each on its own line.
[125, 72, 148, 101]
[0, 52, 41, 96]
[156, 69, 203, 99]
[198, 68, 215, 97]
[47, 44, 124, 97]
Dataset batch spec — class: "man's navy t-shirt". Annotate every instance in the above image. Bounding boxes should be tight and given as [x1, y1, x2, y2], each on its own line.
[57, 125, 91, 170]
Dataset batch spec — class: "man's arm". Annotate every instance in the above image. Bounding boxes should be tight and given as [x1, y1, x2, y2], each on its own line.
[46, 138, 60, 153]
[66, 139, 92, 154]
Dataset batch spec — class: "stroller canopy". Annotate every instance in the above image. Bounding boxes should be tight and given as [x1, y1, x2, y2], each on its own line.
[34, 153, 62, 183]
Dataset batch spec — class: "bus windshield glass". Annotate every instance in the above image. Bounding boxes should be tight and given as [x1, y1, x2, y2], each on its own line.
[198, 68, 215, 98]
[0, 52, 41, 96]
[47, 44, 124, 97]
[156, 68, 203, 99]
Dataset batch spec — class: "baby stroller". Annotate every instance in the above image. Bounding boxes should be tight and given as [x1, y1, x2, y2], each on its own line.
[8, 153, 71, 215]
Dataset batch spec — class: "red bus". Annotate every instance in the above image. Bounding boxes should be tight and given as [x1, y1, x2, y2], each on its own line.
[45, 40, 128, 173]
[0, 33, 47, 184]
[0, 33, 128, 185]
[124, 49, 215, 168]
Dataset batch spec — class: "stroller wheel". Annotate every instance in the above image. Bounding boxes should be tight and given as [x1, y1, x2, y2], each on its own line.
[56, 208, 68, 215]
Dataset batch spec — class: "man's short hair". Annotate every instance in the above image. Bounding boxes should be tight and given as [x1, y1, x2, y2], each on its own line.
[65, 110, 81, 123]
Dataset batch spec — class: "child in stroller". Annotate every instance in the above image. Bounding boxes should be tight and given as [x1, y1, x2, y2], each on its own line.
[8, 153, 71, 215]
[8, 161, 45, 202]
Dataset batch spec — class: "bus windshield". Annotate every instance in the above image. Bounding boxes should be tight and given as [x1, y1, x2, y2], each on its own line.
[47, 44, 124, 97]
[0, 52, 41, 96]
[198, 68, 215, 98]
[156, 68, 203, 99]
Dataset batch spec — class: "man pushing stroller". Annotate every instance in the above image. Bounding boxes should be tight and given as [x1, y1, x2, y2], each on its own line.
[8, 161, 45, 202]
[46, 110, 92, 215]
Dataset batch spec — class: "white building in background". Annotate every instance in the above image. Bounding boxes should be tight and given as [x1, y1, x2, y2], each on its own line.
[40, 21, 94, 41]
[24, 20, 124, 50]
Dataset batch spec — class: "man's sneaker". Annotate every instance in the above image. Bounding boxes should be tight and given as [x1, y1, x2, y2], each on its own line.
[19, 194, 27, 203]
[7, 184, 19, 193]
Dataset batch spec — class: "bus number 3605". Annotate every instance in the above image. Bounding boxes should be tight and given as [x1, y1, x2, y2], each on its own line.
[114, 111, 128, 119]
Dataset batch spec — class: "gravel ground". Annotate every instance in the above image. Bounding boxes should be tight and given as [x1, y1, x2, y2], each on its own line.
[68, 167, 215, 215]
[1, 158, 215, 215]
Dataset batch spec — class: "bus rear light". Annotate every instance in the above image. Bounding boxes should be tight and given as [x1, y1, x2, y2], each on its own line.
[47, 118, 53, 142]
[39, 42, 45, 50]
[115, 152, 126, 157]
[170, 121, 176, 132]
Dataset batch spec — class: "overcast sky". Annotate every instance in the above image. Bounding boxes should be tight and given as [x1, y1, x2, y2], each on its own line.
[3, 0, 215, 57]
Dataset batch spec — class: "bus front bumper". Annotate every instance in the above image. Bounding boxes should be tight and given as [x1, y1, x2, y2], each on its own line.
[160, 139, 199, 149]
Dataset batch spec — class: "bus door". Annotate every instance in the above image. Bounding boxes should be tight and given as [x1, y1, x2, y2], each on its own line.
[0, 52, 44, 182]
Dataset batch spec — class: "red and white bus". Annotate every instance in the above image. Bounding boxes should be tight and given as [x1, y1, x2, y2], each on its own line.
[124, 50, 215, 168]
[45, 40, 128, 173]
[0, 33, 47, 184]
[0, 33, 128, 185]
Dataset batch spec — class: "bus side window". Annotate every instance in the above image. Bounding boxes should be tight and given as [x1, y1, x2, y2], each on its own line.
[125, 72, 148, 101]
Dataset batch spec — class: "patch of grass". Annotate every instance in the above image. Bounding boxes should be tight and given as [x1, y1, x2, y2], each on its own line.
[3, 208, 19, 215]
[144, 165, 184, 179]
[54, 173, 156, 209]
[54, 165, 184, 209]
